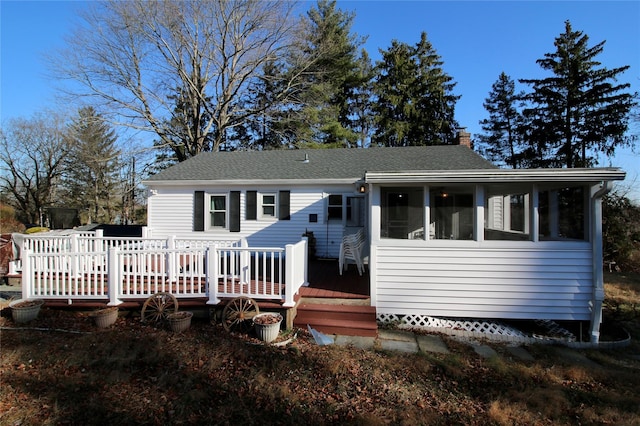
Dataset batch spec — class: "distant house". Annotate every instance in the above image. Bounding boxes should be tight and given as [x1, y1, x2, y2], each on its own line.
[144, 143, 625, 342]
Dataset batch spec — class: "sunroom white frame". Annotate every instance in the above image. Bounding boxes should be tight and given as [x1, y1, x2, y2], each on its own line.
[366, 168, 625, 343]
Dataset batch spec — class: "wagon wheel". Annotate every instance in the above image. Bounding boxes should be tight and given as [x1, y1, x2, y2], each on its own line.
[222, 296, 259, 333]
[141, 292, 178, 324]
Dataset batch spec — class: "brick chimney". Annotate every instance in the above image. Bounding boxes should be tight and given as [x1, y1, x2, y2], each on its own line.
[456, 128, 472, 148]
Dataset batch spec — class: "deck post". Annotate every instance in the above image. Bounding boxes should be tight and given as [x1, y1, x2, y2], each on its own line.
[240, 238, 249, 284]
[206, 246, 221, 305]
[70, 233, 80, 277]
[107, 247, 123, 306]
[283, 243, 296, 307]
[301, 237, 309, 286]
[21, 248, 32, 300]
[166, 235, 177, 282]
[95, 229, 104, 252]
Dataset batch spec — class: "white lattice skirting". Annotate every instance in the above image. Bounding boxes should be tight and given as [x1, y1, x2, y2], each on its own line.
[377, 313, 576, 344]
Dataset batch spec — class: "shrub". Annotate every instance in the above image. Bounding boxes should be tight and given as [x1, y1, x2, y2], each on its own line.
[603, 193, 640, 272]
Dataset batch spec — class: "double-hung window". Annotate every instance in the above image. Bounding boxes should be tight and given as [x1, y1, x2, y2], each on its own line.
[246, 190, 289, 222]
[261, 193, 277, 219]
[327, 194, 343, 220]
[210, 195, 227, 228]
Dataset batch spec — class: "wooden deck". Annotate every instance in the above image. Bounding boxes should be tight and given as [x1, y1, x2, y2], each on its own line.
[302, 258, 370, 299]
[30, 259, 369, 305]
[27, 258, 377, 336]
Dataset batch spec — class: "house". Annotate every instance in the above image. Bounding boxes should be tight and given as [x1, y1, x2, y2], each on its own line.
[144, 141, 625, 343]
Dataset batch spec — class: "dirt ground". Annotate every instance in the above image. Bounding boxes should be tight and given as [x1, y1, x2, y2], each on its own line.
[1, 278, 639, 426]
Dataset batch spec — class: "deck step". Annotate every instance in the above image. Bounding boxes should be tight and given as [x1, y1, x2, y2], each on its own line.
[294, 303, 377, 337]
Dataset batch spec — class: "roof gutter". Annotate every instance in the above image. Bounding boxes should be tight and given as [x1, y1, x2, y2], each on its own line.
[365, 168, 626, 184]
[143, 178, 360, 187]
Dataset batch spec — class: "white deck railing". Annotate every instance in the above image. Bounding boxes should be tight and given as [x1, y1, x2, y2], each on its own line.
[26, 251, 109, 300]
[20, 234, 308, 308]
[13, 231, 243, 273]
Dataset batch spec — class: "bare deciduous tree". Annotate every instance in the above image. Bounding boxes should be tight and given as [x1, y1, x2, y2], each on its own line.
[52, 0, 301, 161]
[0, 112, 70, 225]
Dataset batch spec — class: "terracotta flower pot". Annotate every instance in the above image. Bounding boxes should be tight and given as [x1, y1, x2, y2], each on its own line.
[253, 312, 283, 343]
[91, 307, 119, 328]
[168, 311, 193, 333]
[9, 299, 44, 323]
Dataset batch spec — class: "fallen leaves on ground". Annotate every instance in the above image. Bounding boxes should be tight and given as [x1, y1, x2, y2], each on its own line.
[0, 305, 639, 425]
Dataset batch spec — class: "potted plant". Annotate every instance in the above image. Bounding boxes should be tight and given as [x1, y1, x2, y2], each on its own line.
[253, 312, 283, 343]
[91, 306, 119, 328]
[9, 299, 44, 323]
[167, 311, 193, 333]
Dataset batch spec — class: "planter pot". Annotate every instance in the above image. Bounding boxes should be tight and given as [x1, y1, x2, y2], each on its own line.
[168, 311, 193, 333]
[253, 312, 283, 343]
[9, 299, 44, 323]
[91, 307, 119, 328]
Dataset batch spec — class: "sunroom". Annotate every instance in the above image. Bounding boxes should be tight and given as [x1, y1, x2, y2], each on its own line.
[366, 168, 625, 343]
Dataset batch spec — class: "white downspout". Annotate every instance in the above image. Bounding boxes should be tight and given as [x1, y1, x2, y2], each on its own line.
[589, 180, 613, 343]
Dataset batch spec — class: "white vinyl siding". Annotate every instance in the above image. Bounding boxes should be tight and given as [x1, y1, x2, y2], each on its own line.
[371, 241, 593, 320]
[146, 185, 355, 258]
[146, 189, 194, 236]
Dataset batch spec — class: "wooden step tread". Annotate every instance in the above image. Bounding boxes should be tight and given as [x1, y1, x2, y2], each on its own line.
[299, 287, 369, 299]
[295, 311, 375, 323]
[297, 303, 376, 313]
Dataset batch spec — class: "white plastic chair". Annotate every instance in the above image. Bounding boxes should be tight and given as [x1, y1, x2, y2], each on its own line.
[338, 229, 365, 275]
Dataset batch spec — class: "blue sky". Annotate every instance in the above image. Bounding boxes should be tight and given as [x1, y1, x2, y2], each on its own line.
[1, 1, 639, 200]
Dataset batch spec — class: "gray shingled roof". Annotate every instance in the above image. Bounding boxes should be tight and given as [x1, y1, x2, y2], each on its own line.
[146, 146, 496, 182]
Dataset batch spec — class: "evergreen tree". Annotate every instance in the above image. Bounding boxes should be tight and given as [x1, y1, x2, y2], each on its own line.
[372, 32, 459, 146]
[349, 49, 376, 148]
[244, 60, 299, 150]
[287, 0, 367, 147]
[477, 72, 525, 168]
[520, 20, 636, 168]
[64, 107, 120, 223]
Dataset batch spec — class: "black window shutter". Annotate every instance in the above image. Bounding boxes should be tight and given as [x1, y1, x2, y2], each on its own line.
[279, 190, 290, 220]
[246, 191, 257, 220]
[230, 191, 241, 232]
[194, 191, 205, 231]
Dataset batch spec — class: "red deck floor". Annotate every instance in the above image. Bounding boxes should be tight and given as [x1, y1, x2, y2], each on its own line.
[302, 259, 370, 299]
